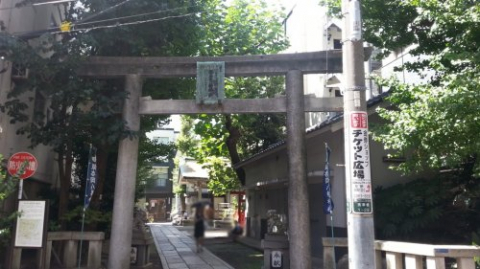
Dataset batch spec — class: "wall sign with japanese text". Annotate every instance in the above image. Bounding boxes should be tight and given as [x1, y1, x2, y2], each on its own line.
[271, 250, 283, 268]
[348, 112, 372, 214]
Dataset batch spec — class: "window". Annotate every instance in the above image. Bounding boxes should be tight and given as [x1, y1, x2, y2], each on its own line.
[156, 178, 167, 187]
[333, 39, 342, 50]
[154, 137, 170, 144]
[335, 89, 343, 97]
[154, 167, 169, 187]
[11, 63, 29, 80]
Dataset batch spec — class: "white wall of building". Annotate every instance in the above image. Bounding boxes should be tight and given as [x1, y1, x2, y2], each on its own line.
[146, 128, 178, 144]
[281, 1, 348, 128]
[381, 45, 433, 86]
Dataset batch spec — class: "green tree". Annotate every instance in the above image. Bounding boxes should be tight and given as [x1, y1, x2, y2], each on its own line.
[0, 0, 213, 228]
[178, 0, 289, 192]
[0, 155, 21, 248]
[374, 175, 480, 244]
[320, 0, 480, 245]
[368, 1, 480, 175]
[320, 0, 480, 175]
[0, 33, 127, 228]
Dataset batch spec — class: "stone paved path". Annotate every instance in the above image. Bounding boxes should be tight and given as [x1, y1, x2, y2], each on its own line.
[149, 223, 234, 269]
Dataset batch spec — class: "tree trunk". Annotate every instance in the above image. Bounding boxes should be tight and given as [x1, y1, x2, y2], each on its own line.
[224, 115, 246, 185]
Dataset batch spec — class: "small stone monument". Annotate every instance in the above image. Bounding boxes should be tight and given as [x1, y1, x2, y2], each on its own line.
[262, 210, 289, 268]
[131, 207, 154, 269]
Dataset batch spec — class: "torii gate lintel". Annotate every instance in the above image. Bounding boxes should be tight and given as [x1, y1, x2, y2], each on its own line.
[78, 49, 344, 78]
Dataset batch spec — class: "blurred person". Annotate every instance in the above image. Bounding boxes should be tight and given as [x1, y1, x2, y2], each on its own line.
[194, 206, 205, 253]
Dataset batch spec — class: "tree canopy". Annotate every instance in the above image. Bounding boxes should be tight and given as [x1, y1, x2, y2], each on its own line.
[176, 0, 289, 194]
[368, 0, 480, 176]
[321, 0, 480, 245]
[0, 0, 223, 227]
[321, 0, 480, 175]
[0, 0, 291, 225]
[0, 154, 19, 248]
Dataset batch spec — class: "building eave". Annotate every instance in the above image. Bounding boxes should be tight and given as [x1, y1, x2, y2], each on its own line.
[234, 93, 388, 169]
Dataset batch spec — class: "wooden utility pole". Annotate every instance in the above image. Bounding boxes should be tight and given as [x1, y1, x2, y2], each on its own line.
[342, 0, 376, 268]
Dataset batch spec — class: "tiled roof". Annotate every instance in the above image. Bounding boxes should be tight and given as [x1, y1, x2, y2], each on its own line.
[178, 158, 209, 179]
[235, 93, 387, 168]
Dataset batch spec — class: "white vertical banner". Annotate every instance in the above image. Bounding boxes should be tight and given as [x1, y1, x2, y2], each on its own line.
[84, 146, 97, 209]
[347, 112, 372, 214]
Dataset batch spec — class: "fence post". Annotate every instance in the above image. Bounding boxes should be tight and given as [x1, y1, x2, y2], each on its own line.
[323, 245, 335, 269]
[456, 258, 475, 269]
[426, 257, 446, 269]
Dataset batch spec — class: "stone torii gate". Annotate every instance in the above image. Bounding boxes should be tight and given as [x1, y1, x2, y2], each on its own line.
[78, 50, 344, 269]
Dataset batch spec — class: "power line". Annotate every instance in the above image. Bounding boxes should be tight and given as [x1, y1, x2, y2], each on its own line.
[56, 12, 196, 34]
[77, 0, 133, 23]
[11, 6, 198, 38]
[75, 6, 191, 27]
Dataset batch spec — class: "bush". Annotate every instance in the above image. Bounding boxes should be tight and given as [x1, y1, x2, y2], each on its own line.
[374, 175, 480, 244]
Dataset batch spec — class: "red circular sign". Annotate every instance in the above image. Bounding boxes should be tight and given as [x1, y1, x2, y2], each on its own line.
[7, 152, 38, 180]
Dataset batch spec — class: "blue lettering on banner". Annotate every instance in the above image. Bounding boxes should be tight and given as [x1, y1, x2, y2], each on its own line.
[323, 144, 334, 214]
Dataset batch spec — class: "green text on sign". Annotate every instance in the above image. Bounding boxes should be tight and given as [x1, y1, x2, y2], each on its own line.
[353, 201, 372, 213]
[196, 62, 225, 105]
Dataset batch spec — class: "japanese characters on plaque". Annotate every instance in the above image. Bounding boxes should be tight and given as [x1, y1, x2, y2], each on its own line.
[196, 62, 225, 105]
[349, 112, 372, 214]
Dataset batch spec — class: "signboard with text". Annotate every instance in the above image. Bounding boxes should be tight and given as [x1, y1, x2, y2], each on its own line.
[14, 200, 47, 248]
[196, 62, 225, 105]
[271, 250, 282, 268]
[8, 152, 38, 180]
[347, 112, 372, 214]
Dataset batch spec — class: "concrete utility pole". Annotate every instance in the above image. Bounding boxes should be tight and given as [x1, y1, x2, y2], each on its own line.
[286, 70, 311, 269]
[108, 74, 143, 269]
[342, 0, 376, 268]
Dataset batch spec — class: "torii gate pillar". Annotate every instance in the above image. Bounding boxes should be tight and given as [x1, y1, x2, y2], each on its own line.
[286, 70, 311, 268]
[108, 74, 142, 269]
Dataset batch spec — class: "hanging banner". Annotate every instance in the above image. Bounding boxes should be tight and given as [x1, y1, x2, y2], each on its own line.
[347, 112, 372, 214]
[84, 146, 97, 209]
[323, 144, 334, 214]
